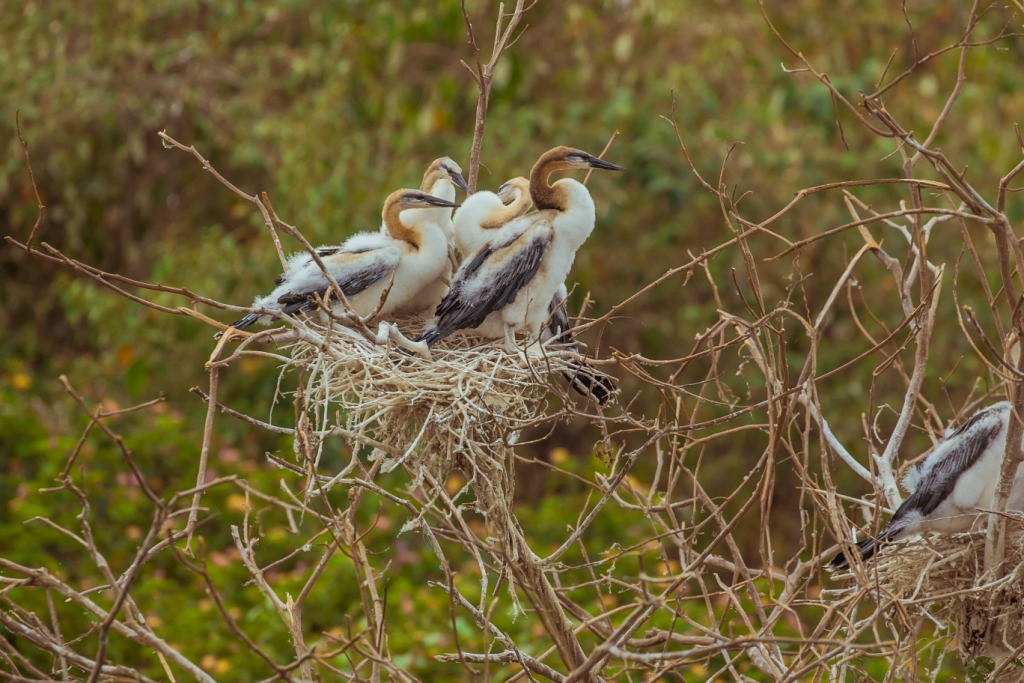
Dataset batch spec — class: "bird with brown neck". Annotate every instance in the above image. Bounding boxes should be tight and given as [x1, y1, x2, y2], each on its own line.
[222, 189, 458, 333]
[528, 145, 625, 211]
[418, 145, 625, 353]
[452, 176, 533, 259]
[391, 157, 470, 316]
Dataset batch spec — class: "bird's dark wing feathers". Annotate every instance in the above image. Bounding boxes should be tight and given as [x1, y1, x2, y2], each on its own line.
[832, 406, 1004, 570]
[276, 264, 391, 316]
[897, 414, 1003, 519]
[431, 232, 550, 339]
[547, 292, 574, 345]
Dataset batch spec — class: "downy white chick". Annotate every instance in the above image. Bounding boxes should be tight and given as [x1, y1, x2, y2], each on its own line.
[832, 401, 1024, 569]
[451, 175, 615, 404]
[416, 146, 625, 351]
[389, 157, 470, 316]
[224, 189, 459, 333]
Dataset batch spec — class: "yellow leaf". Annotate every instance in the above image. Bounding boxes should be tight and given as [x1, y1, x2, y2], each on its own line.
[11, 373, 31, 391]
[116, 343, 134, 368]
[226, 494, 248, 513]
[445, 473, 465, 495]
[626, 475, 648, 495]
[240, 356, 261, 374]
[549, 447, 570, 465]
[214, 659, 231, 675]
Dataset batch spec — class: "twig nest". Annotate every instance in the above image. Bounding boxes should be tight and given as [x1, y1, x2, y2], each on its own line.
[285, 317, 606, 495]
[833, 529, 1024, 661]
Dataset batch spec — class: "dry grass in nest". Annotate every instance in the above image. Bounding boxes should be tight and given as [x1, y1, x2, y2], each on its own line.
[832, 528, 1024, 661]
[283, 316, 611, 507]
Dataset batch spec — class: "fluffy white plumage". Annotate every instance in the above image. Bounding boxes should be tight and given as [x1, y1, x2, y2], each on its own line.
[384, 157, 469, 317]
[419, 147, 625, 350]
[224, 189, 458, 333]
[453, 176, 531, 258]
[832, 401, 1024, 569]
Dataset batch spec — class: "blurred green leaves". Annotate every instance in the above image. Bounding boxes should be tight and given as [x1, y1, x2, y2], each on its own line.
[2, 0, 1022, 678]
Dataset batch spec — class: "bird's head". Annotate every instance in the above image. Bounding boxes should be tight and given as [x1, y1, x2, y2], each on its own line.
[538, 146, 627, 174]
[423, 157, 471, 194]
[397, 189, 461, 209]
[497, 176, 530, 205]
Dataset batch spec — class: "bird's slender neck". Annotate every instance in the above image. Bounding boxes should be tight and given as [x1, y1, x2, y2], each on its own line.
[530, 157, 570, 211]
[383, 200, 420, 249]
[482, 188, 531, 230]
[420, 168, 445, 194]
[425, 177, 455, 203]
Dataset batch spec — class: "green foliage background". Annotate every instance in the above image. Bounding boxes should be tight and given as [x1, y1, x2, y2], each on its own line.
[2, 0, 1023, 679]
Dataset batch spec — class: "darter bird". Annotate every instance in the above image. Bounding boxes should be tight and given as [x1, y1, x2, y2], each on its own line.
[453, 175, 532, 258]
[415, 146, 625, 352]
[387, 157, 470, 316]
[222, 189, 459, 334]
[449, 174, 615, 404]
[831, 401, 1024, 570]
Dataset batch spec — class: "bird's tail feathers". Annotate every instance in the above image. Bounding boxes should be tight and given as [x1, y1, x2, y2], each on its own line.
[561, 360, 617, 406]
[214, 312, 262, 339]
[830, 523, 905, 570]
[414, 327, 445, 348]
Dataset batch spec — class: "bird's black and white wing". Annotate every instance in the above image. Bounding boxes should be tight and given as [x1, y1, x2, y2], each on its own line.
[831, 404, 1007, 569]
[225, 233, 402, 332]
[899, 404, 1008, 516]
[418, 221, 552, 345]
[541, 285, 618, 405]
[544, 285, 574, 346]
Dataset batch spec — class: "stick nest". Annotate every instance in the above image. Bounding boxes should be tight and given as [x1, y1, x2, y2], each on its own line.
[832, 529, 1024, 660]
[285, 316, 610, 505]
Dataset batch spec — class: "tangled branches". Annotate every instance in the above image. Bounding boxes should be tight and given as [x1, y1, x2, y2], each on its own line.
[4, 2, 1024, 682]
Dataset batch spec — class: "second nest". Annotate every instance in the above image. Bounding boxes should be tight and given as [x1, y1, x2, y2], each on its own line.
[834, 528, 1024, 661]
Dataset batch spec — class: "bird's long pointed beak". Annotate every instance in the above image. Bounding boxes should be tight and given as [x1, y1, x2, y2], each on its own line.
[450, 171, 472, 194]
[586, 155, 626, 172]
[423, 194, 461, 208]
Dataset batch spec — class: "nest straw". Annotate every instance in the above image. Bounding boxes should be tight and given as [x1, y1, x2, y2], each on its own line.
[831, 528, 1024, 661]
[280, 315, 612, 539]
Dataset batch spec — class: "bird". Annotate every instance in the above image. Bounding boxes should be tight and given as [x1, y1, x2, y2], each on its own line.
[447, 174, 616, 404]
[416, 146, 625, 351]
[221, 189, 459, 334]
[453, 175, 616, 404]
[453, 175, 532, 258]
[389, 157, 471, 317]
[831, 401, 1024, 570]
[541, 283, 617, 405]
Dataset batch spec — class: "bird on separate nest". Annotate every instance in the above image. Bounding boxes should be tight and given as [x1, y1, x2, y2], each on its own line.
[221, 189, 459, 335]
[387, 157, 470, 317]
[831, 401, 1024, 570]
[416, 146, 625, 351]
